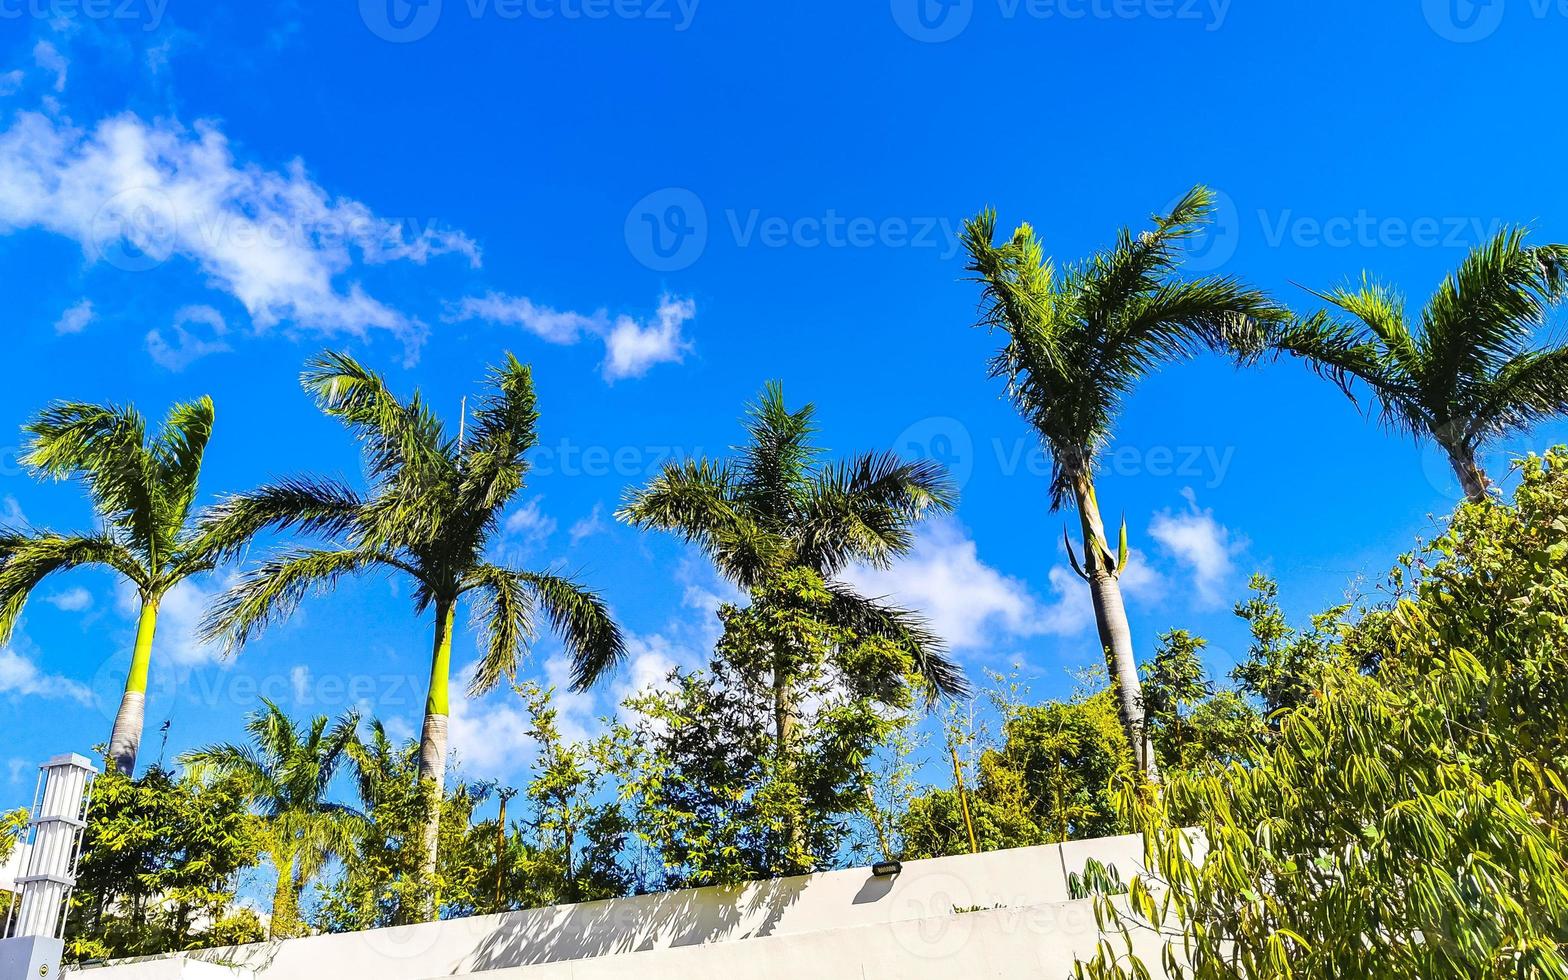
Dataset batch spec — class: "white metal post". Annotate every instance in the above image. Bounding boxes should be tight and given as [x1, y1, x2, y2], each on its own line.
[0, 753, 97, 980]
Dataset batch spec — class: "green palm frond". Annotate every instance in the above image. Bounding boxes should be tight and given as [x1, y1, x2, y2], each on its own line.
[737, 382, 820, 518]
[802, 452, 956, 575]
[190, 477, 366, 565]
[965, 186, 1283, 508]
[151, 396, 216, 540]
[1276, 230, 1568, 456]
[459, 353, 539, 514]
[202, 548, 415, 655]
[22, 402, 160, 558]
[824, 582, 969, 702]
[462, 563, 538, 697]
[0, 534, 146, 643]
[302, 351, 452, 485]
[519, 570, 624, 692]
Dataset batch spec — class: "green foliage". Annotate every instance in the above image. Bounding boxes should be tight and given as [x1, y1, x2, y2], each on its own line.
[618, 383, 965, 701]
[180, 700, 363, 939]
[65, 767, 259, 962]
[1265, 230, 1568, 498]
[1143, 630, 1263, 776]
[901, 677, 1133, 859]
[612, 568, 914, 886]
[1231, 575, 1355, 722]
[1076, 450, 1568, 979]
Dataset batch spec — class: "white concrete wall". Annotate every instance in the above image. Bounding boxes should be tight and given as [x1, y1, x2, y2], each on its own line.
[75, 836, 1158, 980]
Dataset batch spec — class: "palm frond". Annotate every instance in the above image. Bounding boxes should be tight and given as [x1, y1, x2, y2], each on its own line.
[22, 403, 162, 560]
[462, 563, 538, 697]
[459, 353, 539, 515]
[519, 570, 624, 692]
[302, 351, 451, 485]
[801, 452, 956, 575]
[1467, 347, 1568, 442]
[825, 583, 969, 703]
[737, 382, 819, 520]
[201, 548, 412, 655]
[151, 396, 216, 539]
[0, 534, 146, 644]
[189, 477, 366, 565]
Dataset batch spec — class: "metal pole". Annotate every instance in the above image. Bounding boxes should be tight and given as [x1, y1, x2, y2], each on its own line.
[949, 743, 979, 856]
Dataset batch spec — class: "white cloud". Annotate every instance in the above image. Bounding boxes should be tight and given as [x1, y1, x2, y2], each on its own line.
[503, 499, 557, 549]
[53, 297, 94, 335]
[602, 295, 695, 381]
[1148, 488, 1246, 609]
[115, 577, 224, 667]
[844, 519, 1097, 651]
[0, 648, 92, 704]
[43, 587, 93, 612]
[568, 503, 607, 545]
[0, 71, 23, 98]
[33, 41, 66, 93]
[0, 111, 478, 357]
[613, 632, 687, 706]
[1, 497, 26, 527]
[450, 293, 695, 382]
[147, 304, 230, 371]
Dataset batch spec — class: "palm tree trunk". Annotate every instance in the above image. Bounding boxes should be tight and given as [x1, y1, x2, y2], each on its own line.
[772, 644, 803, 864]
[269, 856, 299, 939]
[1444, 443, 1489, 502]
[1071, 475, 1159, 783]
[107, 599, 159, 776]
[416, 599, 455, 915]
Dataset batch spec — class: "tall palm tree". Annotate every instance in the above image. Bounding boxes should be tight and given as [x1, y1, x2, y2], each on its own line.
[181, 700, 361, 939]
[1261, 228, 1568, 501]
[200, 351, 623, 892]
[617, 382, 968, 764]
[960, 187, 1285, 779]
[0, 398, 254, 775]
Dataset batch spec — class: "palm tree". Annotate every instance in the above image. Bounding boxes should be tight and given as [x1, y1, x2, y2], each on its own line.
[617, 382, 969, 765]
[0, 398, 255, 775]
[181, 700, 361, 939]
[960, 187, 1285, 779]
[1261, 228, 1568, 501]
[200, 351, 624, 893]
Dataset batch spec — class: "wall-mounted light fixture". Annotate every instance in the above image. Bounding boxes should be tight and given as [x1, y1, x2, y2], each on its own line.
[871, 860, 903, 878]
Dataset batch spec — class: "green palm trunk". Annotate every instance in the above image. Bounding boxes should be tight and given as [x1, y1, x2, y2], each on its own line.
[267, 853, 301, 939]
[106, 599, 160, 775]
[418, 601, 455, 887]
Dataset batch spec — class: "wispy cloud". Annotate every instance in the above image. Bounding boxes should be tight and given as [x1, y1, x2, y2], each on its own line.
[0, 647, 92, 704]
[0, 110, 478, 360]
[33, 41, 67, 93]
[569, 503, 607, 545]
[53, 298, 94, 335]
[43, 587, 93, 613]
[450, 293, 695, 382]
[1148, 488, 1247, 609]
[147, 304, 230, 371]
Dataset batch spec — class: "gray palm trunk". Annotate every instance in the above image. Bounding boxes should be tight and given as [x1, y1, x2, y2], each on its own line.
[1072, 474, 1159, 782]
[1442, 441, 1490, 502]
[417, 712, 448, 878]
[106, 693, 147, 776]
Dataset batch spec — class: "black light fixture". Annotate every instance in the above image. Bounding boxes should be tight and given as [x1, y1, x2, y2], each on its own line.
[871, 860, 903, 878]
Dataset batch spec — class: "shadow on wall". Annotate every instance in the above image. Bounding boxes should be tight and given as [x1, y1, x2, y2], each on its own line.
[464, 873, 818, 971]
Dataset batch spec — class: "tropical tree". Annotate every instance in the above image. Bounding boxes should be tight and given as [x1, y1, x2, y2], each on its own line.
[0, 398, 255, 775]
[200, 351, 624, 893]
[180, 700, 361, 939]
[617, 381, 968, 762]
[960, 187, 1284, 778]
[1263, 228, 1568, 501]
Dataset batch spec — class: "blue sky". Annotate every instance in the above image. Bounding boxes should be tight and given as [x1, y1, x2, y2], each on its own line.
[3, 0, 1567, 803]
